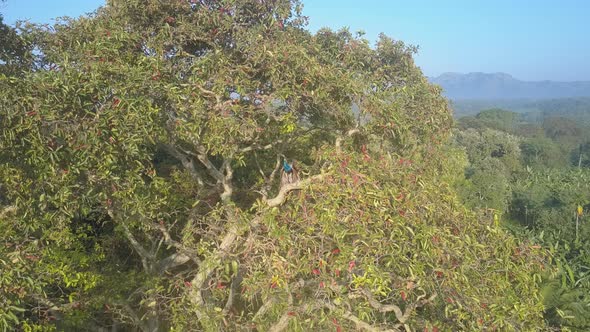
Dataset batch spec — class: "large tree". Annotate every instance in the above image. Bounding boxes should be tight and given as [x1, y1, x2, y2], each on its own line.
[1, 0, 548, 330]
[0, 5, 31, 75]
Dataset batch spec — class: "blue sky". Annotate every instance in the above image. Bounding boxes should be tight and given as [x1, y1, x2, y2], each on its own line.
[2, 0, 589, 81]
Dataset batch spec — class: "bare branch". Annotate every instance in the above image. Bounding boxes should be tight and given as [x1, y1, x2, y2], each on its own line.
[157, 253, 191, 274]
[268, 311, 293, 332]
[322, 301, 401, 332]
[120, 224, 153, 273]
[153, 222, 201, 270]
[264, 173, 326, 207]
[361, 289, 404, 320]
[220, 157, 234, 203]
[253, 297, 275, 322]
[360, 289, 437, 325]
[239, 140, 283, 154]
[267, 154, 283, 186]
[195, 145, 225, 182]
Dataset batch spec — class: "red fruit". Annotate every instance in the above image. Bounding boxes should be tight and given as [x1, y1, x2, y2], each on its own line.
[400, 291, 407, 301]
[184, 281, 192, 287]
[216, 281, 225, 289]
[334, 269, 341, 277]
[319, 281, 325, 288]
[331, 248, 340, 255]
[312, 269, 320, 276]
[348, 261, 356, 272]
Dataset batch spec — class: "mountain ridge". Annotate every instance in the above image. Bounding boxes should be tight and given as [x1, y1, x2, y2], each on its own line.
[429, 72, 590, 99]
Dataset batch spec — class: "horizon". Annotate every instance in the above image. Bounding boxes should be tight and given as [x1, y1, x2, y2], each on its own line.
[2, 0, 589, 81]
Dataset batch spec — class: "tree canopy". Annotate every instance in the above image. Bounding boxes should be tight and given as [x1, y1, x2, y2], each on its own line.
[0, 1, 549, 331]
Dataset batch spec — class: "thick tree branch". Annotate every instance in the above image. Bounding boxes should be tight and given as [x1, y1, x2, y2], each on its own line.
[121, 224, 154, 273]
[222, 270, 242, 315]
[268, 311, 293, 332]
[322, 301, 400, 332]
[267, 154, 283, 186]
[266, 279, 304, 332]
[360, 289, 437, 325]
[220, 158, 234, 203]
[253, 297, 275, 322]
[152, 222, 202, 273]
[264, 173, 326, 207]
[156, 253, 191, 274]
[239, 140, 283, 154]
[195, 145, 225, 182]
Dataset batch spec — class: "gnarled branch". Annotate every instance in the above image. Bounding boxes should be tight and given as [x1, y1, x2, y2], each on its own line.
[264, 173, 326, 207]
[361, 289, 437, 325]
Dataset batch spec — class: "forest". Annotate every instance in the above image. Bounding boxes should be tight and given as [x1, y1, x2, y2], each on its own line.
[0, 0, 588, 331]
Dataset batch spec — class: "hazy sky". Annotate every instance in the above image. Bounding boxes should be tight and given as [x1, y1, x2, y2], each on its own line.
[2, 0, 589, 81]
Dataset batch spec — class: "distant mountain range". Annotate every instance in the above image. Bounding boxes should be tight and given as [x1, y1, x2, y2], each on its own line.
[429, 72, 590, 100]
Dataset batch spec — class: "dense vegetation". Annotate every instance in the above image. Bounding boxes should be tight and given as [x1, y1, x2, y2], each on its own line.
[456, 108, 590, 330]
[450, 97, 590, 118]
[2, 0, 582, 331]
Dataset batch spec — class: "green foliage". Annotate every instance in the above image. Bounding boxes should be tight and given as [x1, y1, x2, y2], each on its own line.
[454, 128, 521, 211]
[458, 108, 520, 132]
[0, 1, 548, 331]
[457, 108, 590, 329]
